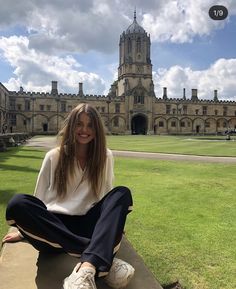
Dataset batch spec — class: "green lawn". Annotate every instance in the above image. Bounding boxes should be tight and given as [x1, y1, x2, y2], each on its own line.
[107, 135, 236, 157]
[0, 143, 236, 289]
[115, 158, 236, 289]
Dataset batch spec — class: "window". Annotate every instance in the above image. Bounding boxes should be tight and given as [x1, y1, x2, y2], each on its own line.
[114, 116, 119, 127]
[17, 104, 22, 111]
[171, 121, 176, 127]
[172, 109, 176, 114]
[128, 38, 132, 53]
[61, 102, 66, 112]
[47, 105, 51, 111]
[40, 105, 44, 111]
[205, 122, 210, 128]
[115, 103, 120, 113]
[25, 100, 30, 111]
[215, 110, 218, 115]
[159, 121, 164, 127]
[183, 105, 187, 114]
[203, 106, 207, 115]
[195, 109, 199, 115]
[223, 106, 227, 116]
[9, 99, 16, 110]
[134, 95, 144, 104]
[166, 105, 171, 114]
[9, 114, 16, 126]
[180, 121, 185, 127]
[137, 37, 141, 53]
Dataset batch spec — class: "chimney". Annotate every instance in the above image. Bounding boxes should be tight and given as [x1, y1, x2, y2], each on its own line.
[163, 87, 168, 100]
[214, 90, 218, 102]
[183, 88, 186, 100]
[191, 89, 198, 101]
[78, 82, 84, 97]
[51, 81, 58, 94]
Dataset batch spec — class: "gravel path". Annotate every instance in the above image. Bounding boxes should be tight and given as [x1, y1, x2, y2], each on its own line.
[26, 136, 236, 163]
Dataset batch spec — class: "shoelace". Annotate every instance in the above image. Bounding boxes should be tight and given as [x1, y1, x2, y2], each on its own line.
[73, 270, 96, 289]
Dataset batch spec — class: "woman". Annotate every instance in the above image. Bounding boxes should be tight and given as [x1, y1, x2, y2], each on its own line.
[3, 103, 134, 289]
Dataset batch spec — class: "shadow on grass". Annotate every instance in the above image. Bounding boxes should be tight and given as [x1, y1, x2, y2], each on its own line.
[7, 154, 44, 160]
[0, 164, 39, 173]
[162, 281, 185, 289]
[0, 147, 22, 160]
[0, 189, 16, 205]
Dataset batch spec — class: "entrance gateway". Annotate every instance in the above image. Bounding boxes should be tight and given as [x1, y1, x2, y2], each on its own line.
[131, 114, 147, 135]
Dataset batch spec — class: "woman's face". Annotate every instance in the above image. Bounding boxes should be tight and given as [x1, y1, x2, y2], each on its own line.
[75, 112, 95, 145]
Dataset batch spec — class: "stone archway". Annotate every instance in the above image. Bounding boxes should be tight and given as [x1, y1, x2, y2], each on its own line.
[131, 114, 147, 135]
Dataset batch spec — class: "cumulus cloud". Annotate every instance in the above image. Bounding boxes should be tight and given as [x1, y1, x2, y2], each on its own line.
[153, 58, 236, 100]
[0, 0, 234, 55]
[142, 0, 234, 43]
[0, 35, 106, 94]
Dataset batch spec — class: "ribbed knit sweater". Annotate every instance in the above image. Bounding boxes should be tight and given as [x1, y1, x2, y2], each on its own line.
[34, 147, 114, 215]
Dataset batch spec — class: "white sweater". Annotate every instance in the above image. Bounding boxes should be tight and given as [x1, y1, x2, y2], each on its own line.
[34, 147, 114, 215]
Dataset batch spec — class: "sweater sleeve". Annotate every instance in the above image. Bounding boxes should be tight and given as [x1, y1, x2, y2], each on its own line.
[105, 149, 115, 192]
[33, 150, 54, 202]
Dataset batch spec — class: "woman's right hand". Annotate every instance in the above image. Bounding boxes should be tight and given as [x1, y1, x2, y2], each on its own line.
[2, 231, 23, 243]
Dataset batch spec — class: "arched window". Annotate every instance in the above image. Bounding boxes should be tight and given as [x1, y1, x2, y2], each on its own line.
[114, 116, 119, 127]
[137, 37, 141, 53]
[128, 38, 132, 53]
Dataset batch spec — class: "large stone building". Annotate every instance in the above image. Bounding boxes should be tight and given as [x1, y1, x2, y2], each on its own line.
[1, 12, 236, 135]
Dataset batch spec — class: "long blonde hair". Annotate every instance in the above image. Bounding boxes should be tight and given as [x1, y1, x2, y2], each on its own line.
[54, 103, 107, 199]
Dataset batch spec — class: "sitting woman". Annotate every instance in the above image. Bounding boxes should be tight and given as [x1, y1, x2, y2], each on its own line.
[3, 103, 134, 289]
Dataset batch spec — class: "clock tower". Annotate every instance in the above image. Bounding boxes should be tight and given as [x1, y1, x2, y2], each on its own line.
[116, 11, 155, 134]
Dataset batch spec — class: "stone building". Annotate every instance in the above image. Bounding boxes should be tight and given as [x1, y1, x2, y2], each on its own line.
[1, 12, 236, 135]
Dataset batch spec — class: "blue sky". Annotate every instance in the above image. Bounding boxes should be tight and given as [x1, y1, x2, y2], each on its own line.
[0, 0, 235, 100]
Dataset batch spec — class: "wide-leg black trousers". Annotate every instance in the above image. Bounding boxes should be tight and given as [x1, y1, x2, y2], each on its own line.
[6, 186, 133, 275]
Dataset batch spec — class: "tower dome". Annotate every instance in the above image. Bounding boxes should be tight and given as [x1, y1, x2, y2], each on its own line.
[126, 11, 145, 34]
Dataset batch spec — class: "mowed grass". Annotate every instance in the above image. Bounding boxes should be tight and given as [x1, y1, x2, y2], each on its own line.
[0, 147, 45, 239]
[115, 158, 236, 289]
[0, 141, 236, 289]
[107, 135, 236, 157]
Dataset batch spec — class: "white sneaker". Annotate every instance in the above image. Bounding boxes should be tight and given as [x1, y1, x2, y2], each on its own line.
[63, 263, 97, 289]
[104, 258, 135, 288]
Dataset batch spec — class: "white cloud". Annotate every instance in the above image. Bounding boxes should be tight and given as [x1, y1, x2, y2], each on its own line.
[0, 35, 106, 94]
[153, 58, 236, 100]
[142, 0, 235, 43]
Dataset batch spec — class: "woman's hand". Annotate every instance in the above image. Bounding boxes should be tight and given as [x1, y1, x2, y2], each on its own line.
[2, 231, 23, 243]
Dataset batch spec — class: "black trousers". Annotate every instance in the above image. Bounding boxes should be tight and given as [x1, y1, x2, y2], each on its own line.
[6, 186, 133, 275]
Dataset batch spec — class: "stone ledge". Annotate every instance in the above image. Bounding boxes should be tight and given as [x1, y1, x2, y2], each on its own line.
[0, 230, 163, 289]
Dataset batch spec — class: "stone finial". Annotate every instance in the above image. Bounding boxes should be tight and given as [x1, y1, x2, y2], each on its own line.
[214, 90, 218, 102]
[183, 88, 186, 100]
[51, 81, 58, 94]
[163, 87, 168, 100]
[78, 82, 84, 97]
[191, 89, 198, 101]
